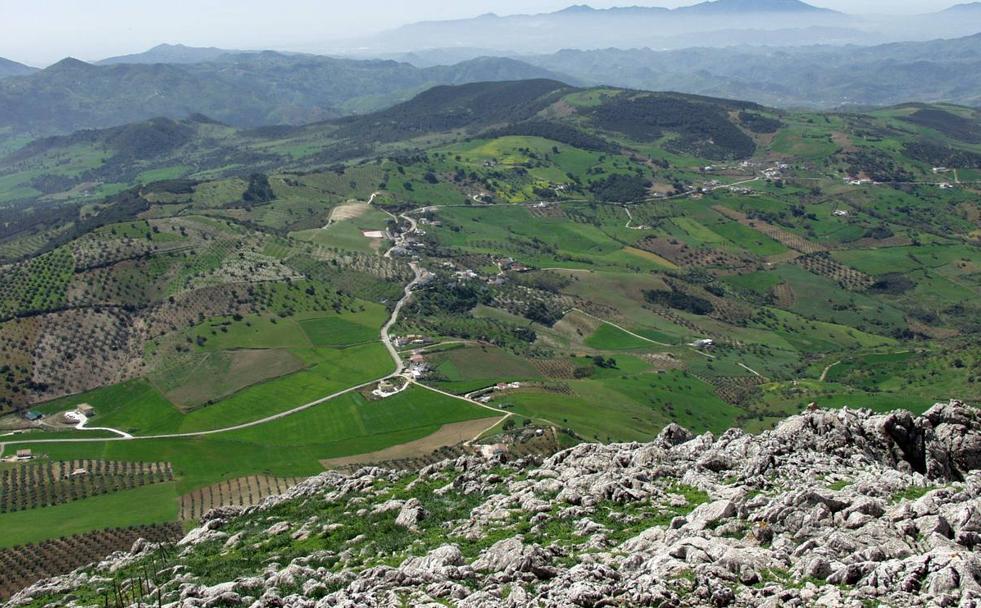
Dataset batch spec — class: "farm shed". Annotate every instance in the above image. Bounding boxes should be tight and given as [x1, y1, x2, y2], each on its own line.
[23, 411, 43, 421]
[77, 404, 95, 417]
[16, 449, 32, 461]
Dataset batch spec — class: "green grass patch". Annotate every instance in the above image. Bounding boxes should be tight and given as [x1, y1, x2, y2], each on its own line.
[0, 482, 178, 548]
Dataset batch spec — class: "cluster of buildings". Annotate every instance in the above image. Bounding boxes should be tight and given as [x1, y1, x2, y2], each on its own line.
[371, 379, 408, 399]
[757, 164, 790, 181]
[62, 404, 95, 424]
[393, 335, 432, 349]
[496, 257, 531, 273]
[406, 352, 430, 379]
[469, 381, 523, 403]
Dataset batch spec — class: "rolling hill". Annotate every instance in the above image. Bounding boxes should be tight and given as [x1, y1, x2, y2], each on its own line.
[0, 53, 571, 140]
[0, 79, 977, 596]
[0, 80, 773, 206]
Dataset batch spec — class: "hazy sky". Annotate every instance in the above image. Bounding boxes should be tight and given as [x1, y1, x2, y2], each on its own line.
[0, 0, 962, 66]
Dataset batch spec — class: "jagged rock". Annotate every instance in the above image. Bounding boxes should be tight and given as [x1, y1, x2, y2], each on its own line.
[656, 423, 694, 448]
[924, 400, 981, 480]
[9, 401, 981, 608]
[685, 499, 736, 530]
[472, 538, 555, 579]
[400, 545, 465, 577]
[395, 498, 426, 530]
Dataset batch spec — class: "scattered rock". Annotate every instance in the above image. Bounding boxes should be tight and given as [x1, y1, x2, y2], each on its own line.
[9, 401, 980, 608]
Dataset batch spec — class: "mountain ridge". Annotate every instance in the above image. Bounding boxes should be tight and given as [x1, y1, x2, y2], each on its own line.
[0, 56, 38, 79]
[523, 33, 981, 108]
[0, 53, 573, 138]
[97, 43, 242, 65]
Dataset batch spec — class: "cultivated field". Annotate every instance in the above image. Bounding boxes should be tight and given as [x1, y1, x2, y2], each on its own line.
[179, 475, 305, 520]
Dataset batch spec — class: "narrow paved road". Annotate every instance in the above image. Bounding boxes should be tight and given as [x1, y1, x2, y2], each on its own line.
[382, 260, 422, 376]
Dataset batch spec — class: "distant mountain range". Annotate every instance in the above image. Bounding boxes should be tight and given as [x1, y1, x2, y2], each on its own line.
[940, 2, 981, 12]
[541, 0, 836, 15]
[668, 0, 837, 14]
[3, 27, 978, 145]
[523, 33, 981, 108]
[0, 53, 571, 139]
[0, 56, 37, 79]
[338, 0, 980, 55]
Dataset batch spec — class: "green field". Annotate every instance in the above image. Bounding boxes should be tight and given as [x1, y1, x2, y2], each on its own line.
[586, 323, 662, 350]
[19, 385, 498, 493]
[491, 368, 740, 442]
[37, 341, 395, 435]
[0, 483, 179, 548]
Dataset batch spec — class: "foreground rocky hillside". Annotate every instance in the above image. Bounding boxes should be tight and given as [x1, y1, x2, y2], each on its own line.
[13, 401, 980, 608]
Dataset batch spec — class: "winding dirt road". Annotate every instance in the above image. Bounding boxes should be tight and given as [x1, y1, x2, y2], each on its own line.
[0, 198, 433, 453]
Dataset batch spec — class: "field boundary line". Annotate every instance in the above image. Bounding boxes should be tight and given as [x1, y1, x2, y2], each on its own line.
[568, 308, 673, 347]
[738, 362, 765, 378]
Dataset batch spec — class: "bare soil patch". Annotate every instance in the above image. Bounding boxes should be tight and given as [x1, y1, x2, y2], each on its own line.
[320, 417, 503, 469]
[329, 202, 369, 224]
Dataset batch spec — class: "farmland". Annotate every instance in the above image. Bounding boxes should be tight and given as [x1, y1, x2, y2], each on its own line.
[0, 523, 183, 601]
[0, 459, 173, 512]
[0, 81, 978, 596]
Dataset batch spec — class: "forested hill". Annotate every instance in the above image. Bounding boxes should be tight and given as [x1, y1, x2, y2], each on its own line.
[0, 81, 779, 203]
[0, 53, 571, 139]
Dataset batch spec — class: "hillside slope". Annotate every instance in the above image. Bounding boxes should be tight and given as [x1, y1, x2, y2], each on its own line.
[0, 81, 769, 208]
[10, 401, 980, 607]
[0, 57, 36, 79]
[0, 53, 572, 138]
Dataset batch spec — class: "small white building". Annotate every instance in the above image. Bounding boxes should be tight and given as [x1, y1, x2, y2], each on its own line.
[691, 339, 715, 349]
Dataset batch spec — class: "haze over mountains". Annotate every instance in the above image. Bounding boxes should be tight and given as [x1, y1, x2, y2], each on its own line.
[0, 53, 569, 138]
[341, 0, 981, 55]
[526, 34, 981, 108]
[0, 0, 978, 141]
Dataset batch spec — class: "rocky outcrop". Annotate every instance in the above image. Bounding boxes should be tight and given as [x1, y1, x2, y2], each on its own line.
[10, 400, 980, 608]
